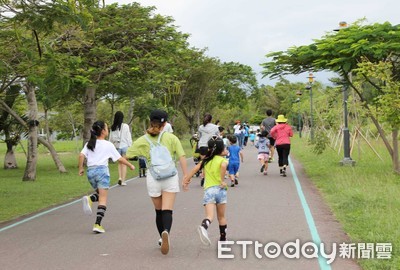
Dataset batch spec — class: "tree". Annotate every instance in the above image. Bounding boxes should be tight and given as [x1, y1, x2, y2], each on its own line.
[216, 62, 258, 109]
[355, 60, 400, 172]
[262, 21, 400, 173]
[52, 3, 192, 144]
[0, 85, 25, 169]
[177, 53, 223, 133]
[0, 0, 95, 179]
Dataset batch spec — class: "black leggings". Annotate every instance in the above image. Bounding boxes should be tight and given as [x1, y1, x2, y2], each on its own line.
[276, 144, 291, 167]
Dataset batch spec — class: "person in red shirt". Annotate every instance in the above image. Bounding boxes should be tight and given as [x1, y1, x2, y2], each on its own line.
[269, 115, 293, 177]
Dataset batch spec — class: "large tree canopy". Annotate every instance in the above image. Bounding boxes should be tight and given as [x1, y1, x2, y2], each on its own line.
[262, 21, 400, 78]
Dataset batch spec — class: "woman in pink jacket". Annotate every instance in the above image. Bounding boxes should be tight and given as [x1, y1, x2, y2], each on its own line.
[269, 115, 293, 177]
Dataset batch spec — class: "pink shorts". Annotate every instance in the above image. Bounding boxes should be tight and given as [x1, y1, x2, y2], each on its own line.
[257, 153, 269, 162]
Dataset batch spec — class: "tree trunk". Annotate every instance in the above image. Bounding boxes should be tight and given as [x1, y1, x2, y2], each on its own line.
[37, 137, 67, 173]
[392, 129, 400, 174]
[23, 84, 38, 181]
[368, 112, 393, 156]
[82, 86, 97, 145]
[349, 82, 394, 157]
[127, 96, 135, 130]
[4, 140, 17, 169]
[44, 108, 51, 142]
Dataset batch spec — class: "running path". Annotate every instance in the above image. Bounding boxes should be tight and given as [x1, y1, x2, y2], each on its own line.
[0, 145, 360, 270]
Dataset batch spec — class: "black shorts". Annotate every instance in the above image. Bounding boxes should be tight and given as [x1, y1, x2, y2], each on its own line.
[268, 137, 276, 146]
[196, 146, 209, 156]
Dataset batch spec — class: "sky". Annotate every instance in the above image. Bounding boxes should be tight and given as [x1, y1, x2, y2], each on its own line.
[110, 0, 400, 86]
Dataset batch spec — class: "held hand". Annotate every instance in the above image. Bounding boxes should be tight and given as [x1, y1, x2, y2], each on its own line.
[220, 181, 227, 189]
[182, 181, 190, 191]
[182, 176, 191, 191]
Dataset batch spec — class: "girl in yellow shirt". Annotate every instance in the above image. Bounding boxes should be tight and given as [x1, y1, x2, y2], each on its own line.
[183, 137, 228, 245]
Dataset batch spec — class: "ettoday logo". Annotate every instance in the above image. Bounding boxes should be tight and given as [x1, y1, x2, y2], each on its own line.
[217, 239, 337, 264]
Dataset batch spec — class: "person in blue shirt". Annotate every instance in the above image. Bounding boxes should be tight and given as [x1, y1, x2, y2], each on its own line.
[227, 136, 243, 187]
[249, 131, 256, 146]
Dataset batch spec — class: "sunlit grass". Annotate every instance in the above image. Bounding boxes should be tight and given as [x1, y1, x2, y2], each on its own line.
[291, 135, 400, 269]
[0, 136, 193, 223]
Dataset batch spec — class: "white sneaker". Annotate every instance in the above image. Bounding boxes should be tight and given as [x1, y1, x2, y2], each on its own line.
[197, 225, 211, 246]
[158, 238, 162, 246]
[82, 196, 92, 215]
[118, 180, 127, 186]
[161, 231, 170, 255]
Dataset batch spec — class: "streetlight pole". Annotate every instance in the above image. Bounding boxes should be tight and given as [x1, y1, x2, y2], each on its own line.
[306, 73, 315, 142]
[295, 91, 302, 138]
[334, 21, 356, 166]
[340, 77, 356, 166]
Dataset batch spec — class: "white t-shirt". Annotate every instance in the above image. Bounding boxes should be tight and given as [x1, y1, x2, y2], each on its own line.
[81, 140, 121, 167]
[233, 124, 242, 134]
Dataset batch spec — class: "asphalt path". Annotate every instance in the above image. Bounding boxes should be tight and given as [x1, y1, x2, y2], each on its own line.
[0, 145, 361, 270]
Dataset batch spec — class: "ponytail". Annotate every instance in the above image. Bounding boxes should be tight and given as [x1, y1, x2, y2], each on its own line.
[203, 113, 212, 127]
[87, 121, 105, 151]
[147, 120, 164, 136]
[199, 137, 224, 171]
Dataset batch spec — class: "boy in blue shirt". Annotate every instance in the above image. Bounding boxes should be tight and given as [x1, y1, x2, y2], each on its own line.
[227, 136, 243, 187]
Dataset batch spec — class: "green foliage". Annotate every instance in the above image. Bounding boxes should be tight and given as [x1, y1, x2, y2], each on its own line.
[262, 20, 400, 89]
[355, 60, 400, 129]
[311, 130, 329, 155]
[216, 62, 258, 108]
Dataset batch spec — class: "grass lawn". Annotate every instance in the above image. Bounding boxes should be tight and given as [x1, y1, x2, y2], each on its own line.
[0, 137, 193, 224]
[291, 135, 400, 270]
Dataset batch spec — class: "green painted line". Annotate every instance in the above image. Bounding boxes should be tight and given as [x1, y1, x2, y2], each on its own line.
[289, 156, 332, 270]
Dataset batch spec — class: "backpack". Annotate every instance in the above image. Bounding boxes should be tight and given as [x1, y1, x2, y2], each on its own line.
[144, 132, 177, 180]
[110, 126, 122, 148]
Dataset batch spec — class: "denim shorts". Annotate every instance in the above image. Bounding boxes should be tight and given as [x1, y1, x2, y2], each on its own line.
[87, 166, 110, 190]
[202, 186, 227, 205]
[117, 147, 128, 156]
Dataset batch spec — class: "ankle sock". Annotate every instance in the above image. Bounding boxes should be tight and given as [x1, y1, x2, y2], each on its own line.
[201, 218, 211, 230]
[219, 224, 227, 241]
[90, 193, 99, 202]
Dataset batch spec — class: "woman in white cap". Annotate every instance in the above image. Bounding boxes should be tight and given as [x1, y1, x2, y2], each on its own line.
[127, 109, 188, 255]
[269, 115, 293, 177]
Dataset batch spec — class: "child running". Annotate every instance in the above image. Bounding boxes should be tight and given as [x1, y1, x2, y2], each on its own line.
[255, 130, 270, 175]
[79, 121, 135, 233]
[227, 135, 243, 187]
[183, 137, 229, 245]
